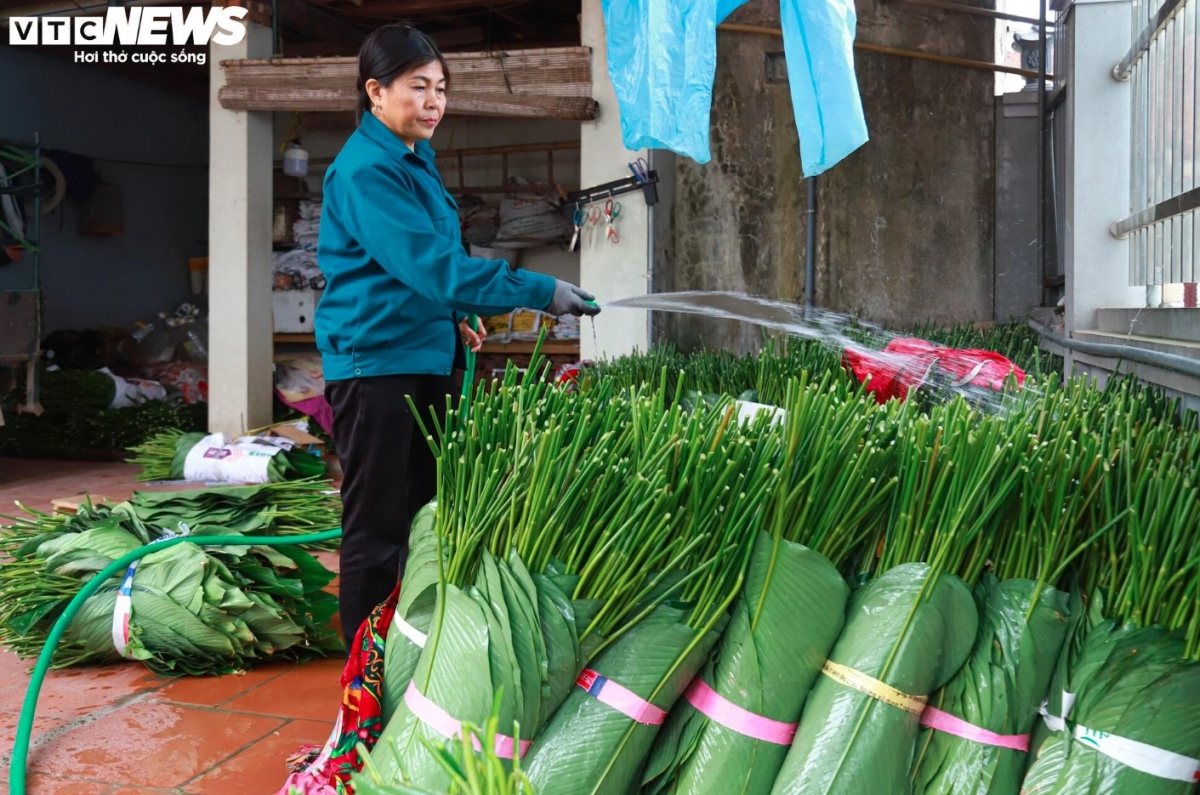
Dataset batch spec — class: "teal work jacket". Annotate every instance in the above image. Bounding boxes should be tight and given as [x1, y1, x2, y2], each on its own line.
[315, 113, 555, 381]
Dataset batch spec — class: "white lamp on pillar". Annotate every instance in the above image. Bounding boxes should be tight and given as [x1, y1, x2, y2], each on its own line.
[283, 142, 309, 178]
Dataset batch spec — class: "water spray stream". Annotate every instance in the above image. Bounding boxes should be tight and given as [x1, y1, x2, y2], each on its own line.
[592, 291, 1038, 415]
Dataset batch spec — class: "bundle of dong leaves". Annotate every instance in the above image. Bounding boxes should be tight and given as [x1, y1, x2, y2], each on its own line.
[128, 429, 327, 482]
[341, 334, 1199, 795]
[0, 481, 344, 674]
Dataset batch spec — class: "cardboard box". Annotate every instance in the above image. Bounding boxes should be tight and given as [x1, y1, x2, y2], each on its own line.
[265, 422, 325, 458]
[272, 289, 323, 333]
[52, 494, 111, 513]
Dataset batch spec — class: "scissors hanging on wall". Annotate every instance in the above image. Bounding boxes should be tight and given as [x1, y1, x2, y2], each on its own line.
[603, 199, 621, 244]
[568, 198, 618, 249]
[569, 208, 585, 252]
[627, 158, 650, 184]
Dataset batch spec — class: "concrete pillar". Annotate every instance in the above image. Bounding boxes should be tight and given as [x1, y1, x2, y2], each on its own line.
[580, 0, 652, 360]
[1061, 0, 1142, 337]
[207, 22, 274, 435]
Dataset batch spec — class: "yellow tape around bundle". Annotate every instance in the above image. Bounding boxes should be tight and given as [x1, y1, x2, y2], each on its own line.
[820, 660, 927, 715]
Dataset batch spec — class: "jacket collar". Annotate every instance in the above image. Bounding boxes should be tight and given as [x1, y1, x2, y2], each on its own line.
[359, 113, 437, 166]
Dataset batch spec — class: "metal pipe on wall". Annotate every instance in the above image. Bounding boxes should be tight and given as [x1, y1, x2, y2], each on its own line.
[1028, 317, 1200, 379]
[805, 176, 817, 312]
[891, 0, 1049, 26]
[647, 148, 656, 344]
[717, 22, 1055, 81]
[1037, 0, 1049, 307]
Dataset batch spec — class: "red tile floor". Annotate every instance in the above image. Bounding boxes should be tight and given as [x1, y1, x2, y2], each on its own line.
[0, 458, 345, 794]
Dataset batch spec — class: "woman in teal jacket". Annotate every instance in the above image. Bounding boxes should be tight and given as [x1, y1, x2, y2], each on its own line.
[317, 23, 600, 642]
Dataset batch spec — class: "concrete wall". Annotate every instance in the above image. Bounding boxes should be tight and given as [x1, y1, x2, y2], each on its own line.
[994, 90, 1042, 321]
[274, 114, 582, 285]
[664, 3, 805, 353]
[665, 0, 998, 351]
[0, 47, 208, 333]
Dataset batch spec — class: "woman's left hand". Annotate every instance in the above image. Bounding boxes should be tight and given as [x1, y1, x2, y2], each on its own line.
[460, 318, 487, 353]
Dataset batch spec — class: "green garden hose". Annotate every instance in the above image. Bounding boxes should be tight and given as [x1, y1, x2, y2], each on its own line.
[9, 328, 483, 794]
[463, 315, 479, 396]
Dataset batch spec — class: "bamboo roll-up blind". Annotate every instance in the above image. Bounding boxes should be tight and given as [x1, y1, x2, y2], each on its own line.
[218, 47, 597, 119]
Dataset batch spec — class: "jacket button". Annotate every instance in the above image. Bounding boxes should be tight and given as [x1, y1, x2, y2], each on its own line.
[354, 368, 362, 375]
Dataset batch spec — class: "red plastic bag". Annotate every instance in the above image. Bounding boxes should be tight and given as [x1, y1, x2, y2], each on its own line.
[554, 362, 587, 392]
[843, 338, 1025, 404]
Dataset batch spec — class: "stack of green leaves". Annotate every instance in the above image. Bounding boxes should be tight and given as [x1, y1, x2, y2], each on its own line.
[37, 368, 118, 413]
[369, 358, 780, 794]
[0, 502, 341, 674]
[348, 325, 1200, 795]
[128, 429, 327, 483]
[379, 363, 614, 726]
[641, 372, 897, 795]
[910, 399, 1113, 795]
[0, 397, 208, 459]
[769, 400, 1032, 795]
[121, 481, 342, 551]
[1021, 424, 1200, 795]
[523, 388, 781, 795]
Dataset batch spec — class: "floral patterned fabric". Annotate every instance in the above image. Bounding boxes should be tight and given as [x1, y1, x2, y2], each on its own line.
[276, 583, 399, 795]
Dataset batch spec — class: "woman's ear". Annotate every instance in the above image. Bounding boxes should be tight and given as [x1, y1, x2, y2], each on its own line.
[364, 78, 382, 106]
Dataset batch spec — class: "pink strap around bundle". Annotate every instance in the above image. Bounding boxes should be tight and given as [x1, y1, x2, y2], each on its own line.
[920, 705, 1030, 752]
[684, 678, 798, 745]
[576, 669, 667, 725]
[404, 682, 532, 759]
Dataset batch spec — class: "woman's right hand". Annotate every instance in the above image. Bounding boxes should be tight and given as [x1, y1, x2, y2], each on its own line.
[459, 318, 487, 352]
[546, 280, 601, 317]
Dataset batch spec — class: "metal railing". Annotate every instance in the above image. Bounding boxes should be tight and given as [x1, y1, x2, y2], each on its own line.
[1114, 0, 1198, 288]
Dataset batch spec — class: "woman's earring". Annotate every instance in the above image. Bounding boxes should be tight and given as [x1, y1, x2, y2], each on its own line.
[372, 105, 382, 117]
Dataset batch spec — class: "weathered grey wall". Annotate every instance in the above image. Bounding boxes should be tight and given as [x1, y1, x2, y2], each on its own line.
[994, 91, 1043, 322]
[663, 0, 806, 352]
[663, 0, 997, 351]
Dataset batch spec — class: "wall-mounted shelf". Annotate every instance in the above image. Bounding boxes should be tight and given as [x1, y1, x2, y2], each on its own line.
[567, 171, 659, 209]
[480, 340, 579, 355]
[437, 141, 580, 198]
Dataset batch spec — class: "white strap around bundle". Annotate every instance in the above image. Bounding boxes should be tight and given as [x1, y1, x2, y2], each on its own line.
[110, 561, 140, 659]
[109, 524, 191, 659]
[1039, 690, 1076, 732]
[393, 614, 428, 648]
[1072, 723, 1200, 783]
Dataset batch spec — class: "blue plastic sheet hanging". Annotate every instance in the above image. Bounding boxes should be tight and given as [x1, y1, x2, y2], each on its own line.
[601, 0, 868, 177]
[779, 0, 869, 176]
[601, 0, 722, 163]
